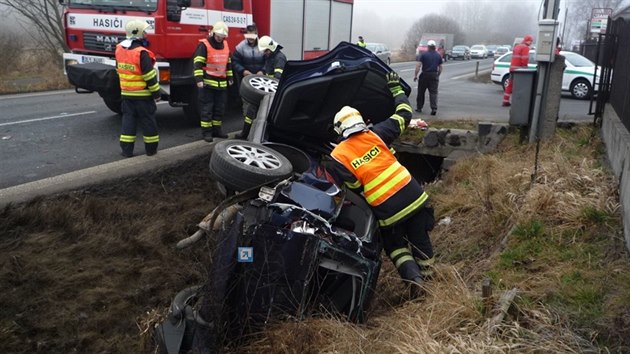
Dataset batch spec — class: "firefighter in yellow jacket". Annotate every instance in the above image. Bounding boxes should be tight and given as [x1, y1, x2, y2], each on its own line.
[329, 72, 435, 286]
[115, 19, 161, 157]
[193, 21, 234, 142]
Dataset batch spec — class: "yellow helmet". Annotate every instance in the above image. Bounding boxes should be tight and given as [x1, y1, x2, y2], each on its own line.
[334, 106, 367, 138]
[258, 35, 278, 52]
[125, 19, 150, 39]
[211, 21, 229, 36]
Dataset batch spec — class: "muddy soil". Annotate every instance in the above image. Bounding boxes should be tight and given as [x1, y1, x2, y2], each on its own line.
[0, 158, 223, 353]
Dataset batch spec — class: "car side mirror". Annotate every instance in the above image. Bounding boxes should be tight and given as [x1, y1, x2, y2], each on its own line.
[177, 0, 191, 7]
[58, 0, 65, 4]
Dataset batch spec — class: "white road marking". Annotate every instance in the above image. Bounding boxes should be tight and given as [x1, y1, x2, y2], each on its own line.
[0, 111, 97, 127]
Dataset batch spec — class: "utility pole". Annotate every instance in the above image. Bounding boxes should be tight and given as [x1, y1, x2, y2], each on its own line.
[528, 0, 561, 143]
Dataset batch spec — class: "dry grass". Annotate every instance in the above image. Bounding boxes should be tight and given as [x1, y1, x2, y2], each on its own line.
[1, 124, 629, 353]
[0, 48, 70, 94]
[230, 124, 630, 353]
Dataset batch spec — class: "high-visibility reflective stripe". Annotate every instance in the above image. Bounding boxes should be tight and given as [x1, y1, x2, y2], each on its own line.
[120, 135, 136, 143]
[244, 116, 253, 124]
[200, 121, 212, 128]
[211, 120, 222, 126]
[143, 135, 159, 143]
[142, 70, 157, 81]
[420, 269, 434, 276]
[397, 103, 413, 113]
[147, 82, 159, 92]
[389, 247, 410, 260]
[337, 111, 361, 124]
[194, 56, 206, 63]
[415, 257, 435, 266]
[345, 180, 361, 189]
[119, 73, 143, 80]
[378, 191, 429, 227]
[202, 79, 227, 87]
[395, 255, 415, 269]
[365, 167, 410, 204]
[390, 114, 405, 132]
[122, 90, 151, 97]
[365, 161, 403, 191]
[274, 68, 283, 74]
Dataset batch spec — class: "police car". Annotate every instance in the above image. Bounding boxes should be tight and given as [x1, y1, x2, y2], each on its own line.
[491, 51, 600, 100]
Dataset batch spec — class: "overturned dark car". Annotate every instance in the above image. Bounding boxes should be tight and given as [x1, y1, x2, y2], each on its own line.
[155, 42, 411, 353]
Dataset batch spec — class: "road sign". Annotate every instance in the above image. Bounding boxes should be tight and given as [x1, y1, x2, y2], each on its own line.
[591, 7, 613, 19]
[591, 16, 609, 34]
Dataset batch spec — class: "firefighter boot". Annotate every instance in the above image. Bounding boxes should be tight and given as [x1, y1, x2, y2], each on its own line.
[235, 122, 251, 140]
[212, 125, 228, 139]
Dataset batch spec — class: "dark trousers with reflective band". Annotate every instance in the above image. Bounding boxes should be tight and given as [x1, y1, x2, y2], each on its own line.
[120, 99, 158, 155]
[416, 72, 439, 111]
[381, 206, 435, 280]
[199, 87, 227, 136]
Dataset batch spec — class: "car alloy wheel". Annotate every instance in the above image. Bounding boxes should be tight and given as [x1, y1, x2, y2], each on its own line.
[240, 74, 279, 105]
[209, 140, 293, 192]
[570, 78, 592, 100]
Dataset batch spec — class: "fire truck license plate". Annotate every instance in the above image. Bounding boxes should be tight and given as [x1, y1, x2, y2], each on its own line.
[81, 56, 105, 64]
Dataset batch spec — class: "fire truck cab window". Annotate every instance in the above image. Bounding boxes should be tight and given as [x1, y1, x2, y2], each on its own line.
[191, 0, 204, 7]
[224, 0, 243, 11]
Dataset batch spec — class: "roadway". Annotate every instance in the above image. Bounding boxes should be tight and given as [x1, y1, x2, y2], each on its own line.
[0, 58, 593, 189]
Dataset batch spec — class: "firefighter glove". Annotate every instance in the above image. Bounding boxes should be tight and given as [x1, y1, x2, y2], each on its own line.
[386, 72, 400, 86]
[386, 71, 403, 96]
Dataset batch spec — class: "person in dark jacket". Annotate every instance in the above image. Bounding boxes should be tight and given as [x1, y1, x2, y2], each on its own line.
[235, 35, 286, 139]
[232, 24, 265, 139]
[414, 40, 443, 115]
[193, 21, 233, 142]
[115, 19, 161, 157]
[329, 72, 436, 287]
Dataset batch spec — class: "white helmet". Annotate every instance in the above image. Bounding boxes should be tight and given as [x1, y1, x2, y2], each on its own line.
[258, 35, 278, 52]
[125, 19, 150, 39]
[211, 21, 229, 36]
[427, 40, 436, 46]
[334, 106, 367, 138]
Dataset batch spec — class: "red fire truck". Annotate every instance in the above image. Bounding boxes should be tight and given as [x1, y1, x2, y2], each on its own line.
[60, 0, 354, 121]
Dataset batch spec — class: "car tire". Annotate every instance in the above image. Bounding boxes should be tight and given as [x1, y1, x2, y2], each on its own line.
[239, 74, 279, 105]
[182, 86, 201, 126]
[502, 74, 510, 92]
[209, 140, 293, 192]
[570, 78, 592, 100]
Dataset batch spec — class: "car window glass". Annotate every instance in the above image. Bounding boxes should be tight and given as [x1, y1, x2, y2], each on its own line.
[500, 54, 511, 62]
[224, 0, 242, 10]
[563, 52, 594, 67]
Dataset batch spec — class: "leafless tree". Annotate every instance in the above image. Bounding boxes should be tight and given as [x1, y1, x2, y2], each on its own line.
[0, 0, 68, 64]
[444, 0, 538, 46]
[402, 14, 464, 55]
[563, 0, 630, 43]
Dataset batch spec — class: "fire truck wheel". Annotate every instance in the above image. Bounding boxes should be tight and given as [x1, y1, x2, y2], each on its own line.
[240, 74, 279, 105]
[182, 86, 201, 125]
[101, 95, 122, 115]
[209, 140, 293, 192]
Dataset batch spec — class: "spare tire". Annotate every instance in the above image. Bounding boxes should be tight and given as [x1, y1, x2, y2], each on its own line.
[209, 140, 293, 192]
[239, 74, 278, 105]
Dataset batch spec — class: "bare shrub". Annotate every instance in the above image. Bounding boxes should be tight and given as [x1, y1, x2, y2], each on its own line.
[0, 30, 23, 76]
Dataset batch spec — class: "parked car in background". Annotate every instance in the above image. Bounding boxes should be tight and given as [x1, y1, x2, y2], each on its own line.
[451, 45, 471, 60]
[490, 50, 600, 99]
[494, 46, 509, 59]
[366, 42, 391, 65]
[486, 45, 498, 56]
[470, 45, 488, 59]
